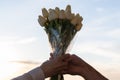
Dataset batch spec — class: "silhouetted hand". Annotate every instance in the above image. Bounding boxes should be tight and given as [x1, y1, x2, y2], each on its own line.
[40, 54, 70, 78]
[64, 54, 108, 80]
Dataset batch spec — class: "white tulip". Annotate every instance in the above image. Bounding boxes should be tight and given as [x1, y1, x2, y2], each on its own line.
[78, 16, 83, 24]
[71, 15, 78, 26]
[49, 8, 53, 12]
[65, 5, 71, 13]
[75, 13, 83, 24]
[59, 10, 66, 19]
[38, 15, 46, 27]
[75, 23, 82, 31]
[76, 14, 80, 19]
[71, 14, 83, 25]
[79, 15, 83, 21]
[55, 7, 60, 15]
[71, 13, 75, 20]
[48, 9, 58, 21]
[65, 12, 75, 20]
[65, 5, 72, 20]
[42, 8, 49, 18]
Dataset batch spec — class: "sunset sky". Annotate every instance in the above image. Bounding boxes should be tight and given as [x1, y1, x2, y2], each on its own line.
[0, 0, 120, 80]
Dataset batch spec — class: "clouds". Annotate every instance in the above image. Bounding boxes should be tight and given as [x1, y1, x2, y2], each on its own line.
[0, 61, 39, 80]
[10, 60, 40, 65]
[16, 37, 37, 45]
[0, 36, 37, 45]
[0, 36, 38, 62]
[73, 40, 120, 58]
[81, 9, 120, 42]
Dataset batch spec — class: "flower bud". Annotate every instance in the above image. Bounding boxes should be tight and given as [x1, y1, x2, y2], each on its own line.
[49, 8, 53, 12]
[42, 8, 49, 18]
[59, 10, 66, 19]
[65, 12, 75, 20]
[71, 13, 75, 20]
[65, 5, 71, 13]
[76, 14, 80, 19]
[75, 23, 82, 31]
[38, 15, 46, 27]
[79, 15, 83, 22]
[76, 14, 83, 24]
[78, 16, 83, 24]
[71, 15, 78, 26]
[48, 9, 58, 21]
[55, 7, 60, 15]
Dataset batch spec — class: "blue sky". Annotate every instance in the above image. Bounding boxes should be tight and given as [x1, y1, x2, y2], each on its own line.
[0, 0, 120, 80]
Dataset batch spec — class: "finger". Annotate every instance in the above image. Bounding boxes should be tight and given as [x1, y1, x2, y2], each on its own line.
[49, 53, 54, 60]
[54, 67, 66, 75]
[58, 54, 70, 61]
[56, 61, 68, 70]
[50, 53, 54, 58]
[56, 67, 68, 75]
[64, 53, 71, 62]
[54, 61, 69, 75]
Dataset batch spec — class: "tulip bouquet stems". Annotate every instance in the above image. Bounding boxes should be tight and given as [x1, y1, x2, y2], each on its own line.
[45, 19, 77, 57]
[46, 19, 77, 80]
[38, 5, 83, 80]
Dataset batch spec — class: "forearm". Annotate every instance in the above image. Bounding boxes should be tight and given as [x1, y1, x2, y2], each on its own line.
[12, 67, 45, 80]
[12, 73, 33, 80]
[83, 64, 108, 80]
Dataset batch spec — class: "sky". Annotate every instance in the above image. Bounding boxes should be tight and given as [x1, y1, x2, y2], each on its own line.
[0, 0, 120, 80]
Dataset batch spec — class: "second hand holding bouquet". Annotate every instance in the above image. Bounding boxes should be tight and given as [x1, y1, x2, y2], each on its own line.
[38, 5, 83, 80]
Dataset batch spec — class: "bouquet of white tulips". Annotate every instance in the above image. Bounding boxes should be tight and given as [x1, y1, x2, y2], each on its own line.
[38, 5, 83, 80]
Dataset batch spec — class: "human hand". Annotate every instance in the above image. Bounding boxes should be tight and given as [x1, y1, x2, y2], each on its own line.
[63, 54, 88, 76]
[40, 54, 70, 78]
[49, 53, 88, 76]
[64, 54, 108, 80]
[49, 54, 86, 76]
